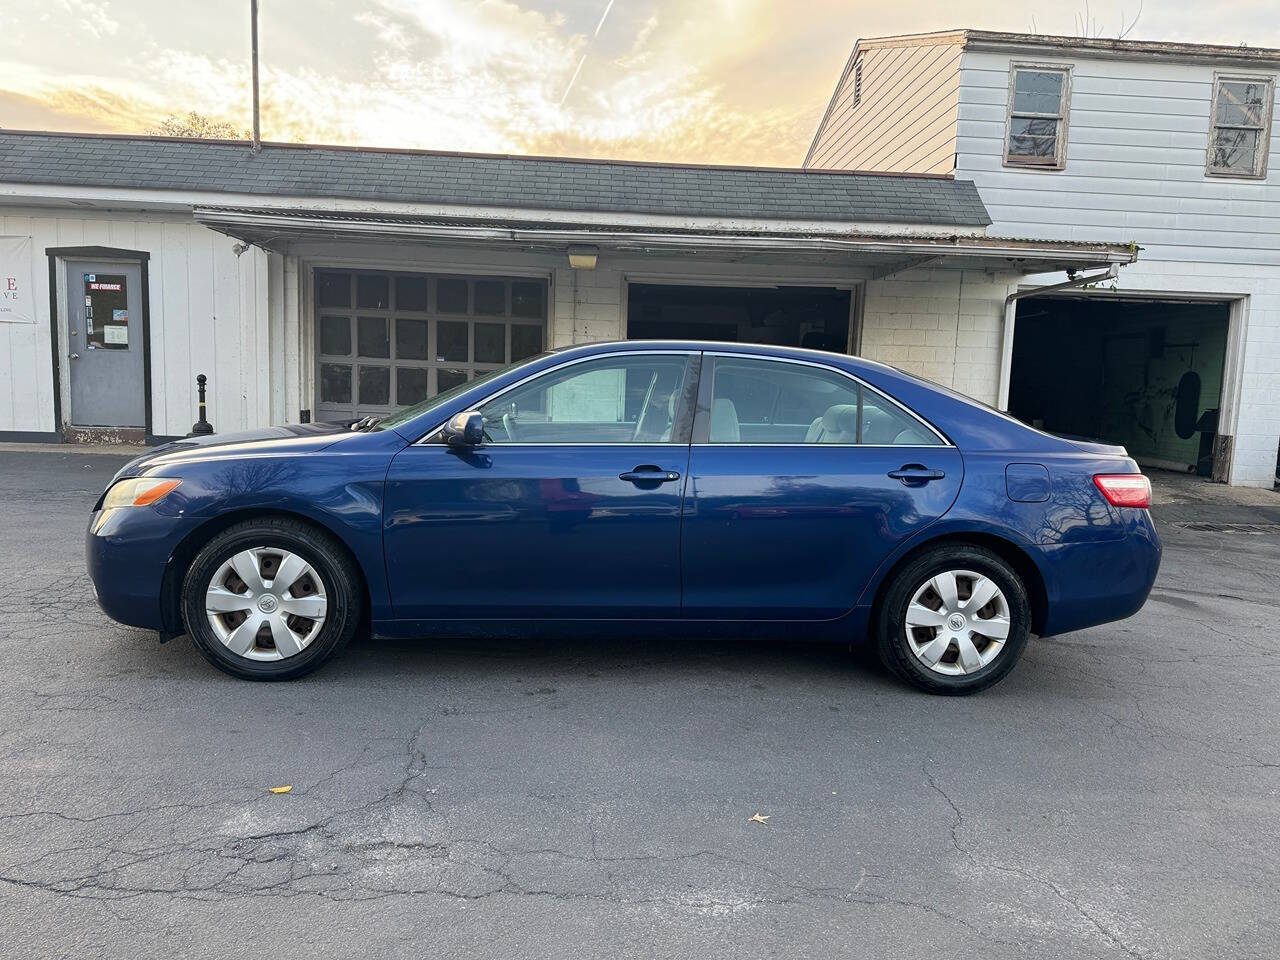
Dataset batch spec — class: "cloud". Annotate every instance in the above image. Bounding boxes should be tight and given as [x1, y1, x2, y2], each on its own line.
[55, 0, 120, 39]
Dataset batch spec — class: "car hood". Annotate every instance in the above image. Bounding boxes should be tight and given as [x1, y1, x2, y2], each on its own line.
[112, 422, 353, 480]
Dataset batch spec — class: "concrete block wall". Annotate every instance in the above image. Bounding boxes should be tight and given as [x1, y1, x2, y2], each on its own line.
[861, 268, 1015, 406]
[550, 260, 626, 347]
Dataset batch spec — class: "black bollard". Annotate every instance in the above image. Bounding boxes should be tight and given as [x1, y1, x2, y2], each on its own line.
[190, 373, 214, 436]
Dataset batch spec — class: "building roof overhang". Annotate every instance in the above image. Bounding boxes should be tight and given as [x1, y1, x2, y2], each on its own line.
[192, 204, 1138, 276]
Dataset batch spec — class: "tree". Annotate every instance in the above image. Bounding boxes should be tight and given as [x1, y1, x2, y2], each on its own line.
[149, 111, 249, 140]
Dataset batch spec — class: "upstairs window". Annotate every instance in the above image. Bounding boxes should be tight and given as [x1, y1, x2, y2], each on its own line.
[1207, 75, 1274, 178]
[1004, 65, 1071, 169]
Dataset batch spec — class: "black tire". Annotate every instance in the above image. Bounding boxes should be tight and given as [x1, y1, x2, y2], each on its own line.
[181, 517, 364, 681]
[875, 544, 1031, 696]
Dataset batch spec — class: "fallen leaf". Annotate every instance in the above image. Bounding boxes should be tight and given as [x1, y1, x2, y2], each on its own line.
[268, 785, 293, 794]
[748, 812, 770, 824]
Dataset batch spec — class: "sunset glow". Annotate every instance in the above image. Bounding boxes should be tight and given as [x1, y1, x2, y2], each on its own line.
[2, 0, 1278, 166]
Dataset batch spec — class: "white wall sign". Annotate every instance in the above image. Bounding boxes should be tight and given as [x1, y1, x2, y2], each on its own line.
[0, 236, 35, 324]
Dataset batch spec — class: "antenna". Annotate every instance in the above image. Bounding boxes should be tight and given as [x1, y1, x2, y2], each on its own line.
[250, 0, 261, 151]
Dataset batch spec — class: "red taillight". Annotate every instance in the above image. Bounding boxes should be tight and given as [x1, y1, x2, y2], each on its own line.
[1093, 474, 1151, 509]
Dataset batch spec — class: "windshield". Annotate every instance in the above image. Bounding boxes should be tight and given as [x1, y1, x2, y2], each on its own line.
[376, 352, 551, 431]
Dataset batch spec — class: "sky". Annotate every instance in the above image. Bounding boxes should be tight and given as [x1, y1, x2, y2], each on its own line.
[1, 0, 1278, 167]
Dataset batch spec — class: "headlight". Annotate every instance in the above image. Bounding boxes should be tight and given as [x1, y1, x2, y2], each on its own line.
[102, 477, 182, 509]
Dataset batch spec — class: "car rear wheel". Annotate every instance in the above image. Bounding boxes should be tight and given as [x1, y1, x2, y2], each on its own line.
[876, 545, 1031, 695]
[181, 517, 364, 680]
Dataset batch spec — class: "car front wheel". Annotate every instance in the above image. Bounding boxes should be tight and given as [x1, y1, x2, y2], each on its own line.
[876, 544, 1031, 695]
[181, 517, 364, 680]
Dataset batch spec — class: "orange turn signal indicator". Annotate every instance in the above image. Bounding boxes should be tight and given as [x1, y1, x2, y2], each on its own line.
[132, 479, 182, 506]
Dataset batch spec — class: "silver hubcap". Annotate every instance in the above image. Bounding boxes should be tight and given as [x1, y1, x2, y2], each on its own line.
[205, 547, 328, 661]
[904, 569, 1011, 676]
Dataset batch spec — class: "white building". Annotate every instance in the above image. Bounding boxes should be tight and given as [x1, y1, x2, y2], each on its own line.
[0, 131, 1135, 449]
[807, 30, 1280, 487]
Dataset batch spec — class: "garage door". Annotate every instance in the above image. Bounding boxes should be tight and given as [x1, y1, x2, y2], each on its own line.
[314, 269, 547, 423]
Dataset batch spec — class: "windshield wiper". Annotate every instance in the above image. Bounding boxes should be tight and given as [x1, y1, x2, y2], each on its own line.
[349, 415, 383, 432]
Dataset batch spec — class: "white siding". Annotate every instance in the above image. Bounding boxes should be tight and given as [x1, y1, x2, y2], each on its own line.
[0, 208, 270, 438]
[808, 40, 963, 174]
[956, 49, 1280, 486]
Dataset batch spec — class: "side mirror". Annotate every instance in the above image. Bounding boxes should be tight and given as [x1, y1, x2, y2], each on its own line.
[443, 410, 485, 447]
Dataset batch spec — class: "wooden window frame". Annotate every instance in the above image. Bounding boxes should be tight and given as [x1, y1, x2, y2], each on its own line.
[1205, 72, 1275, 180]
[1003, 62, 1073, 171]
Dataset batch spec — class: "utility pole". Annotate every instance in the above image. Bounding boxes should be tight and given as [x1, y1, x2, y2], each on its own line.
[250, 0, 261, 152]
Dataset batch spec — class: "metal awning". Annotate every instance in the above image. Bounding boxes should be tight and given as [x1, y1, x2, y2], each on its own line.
[193, 205, 1139, 276]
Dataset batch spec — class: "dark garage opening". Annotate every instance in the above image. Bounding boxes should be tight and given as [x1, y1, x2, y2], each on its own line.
[627, 283, 852, 353]
[1009, 297, 1230, 476]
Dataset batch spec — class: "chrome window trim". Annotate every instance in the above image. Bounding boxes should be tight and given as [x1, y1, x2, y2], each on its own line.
[701, 351, 954, 448]
[414, 348, 700, 446]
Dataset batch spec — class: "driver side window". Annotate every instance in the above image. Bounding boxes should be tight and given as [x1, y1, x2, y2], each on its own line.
[478, 354, 692, 443]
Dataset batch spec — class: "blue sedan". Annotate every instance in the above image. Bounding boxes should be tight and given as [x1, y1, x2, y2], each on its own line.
[87, 341, 1160, 694]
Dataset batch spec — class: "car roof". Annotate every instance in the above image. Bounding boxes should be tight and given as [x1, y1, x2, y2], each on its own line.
[549, 338, 901, 375]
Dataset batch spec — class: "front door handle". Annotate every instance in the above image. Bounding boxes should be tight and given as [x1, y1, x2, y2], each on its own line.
[619, 465, 681, 484]
[888, 464, 946, 485]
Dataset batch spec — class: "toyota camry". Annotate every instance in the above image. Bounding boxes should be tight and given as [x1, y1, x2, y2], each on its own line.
[87, 341, 1161, 694]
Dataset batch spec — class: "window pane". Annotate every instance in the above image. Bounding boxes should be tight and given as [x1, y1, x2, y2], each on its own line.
[1007, 117, 1058, 158]
[84, 274, 130, 351]
[437, 367, 468, 393]
[357, 274, 390, 309]
[474, 280, 505, 316]
[1211, 128, 1260, 172]
[511, 281, 545, 318]
[357, 317, 390, 358]
[475, 323, 506, 364]
[437, 278, 468, 313]
[358, 365, 390, 406]
[396, 275, 428, 311]
[437, 320, 468, 361]
[1215, 81, 1266, 126]
[320, 363, 352, 404]
[319, 316, 351, 356]
[479, 355, 689, 443]
[397, 367, 428, 406]
[1012, 70, 1064, 115]
[511, 324, 542, 361]
[316, 272, 350, 308]
[859, 392, 942, 445]
[708, 357, 940, 445]
[396, 318, 429, 360]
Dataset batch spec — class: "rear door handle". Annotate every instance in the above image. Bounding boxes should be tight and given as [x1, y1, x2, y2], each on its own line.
[888, 464, 946, 485]
[619, 465, 681, 484]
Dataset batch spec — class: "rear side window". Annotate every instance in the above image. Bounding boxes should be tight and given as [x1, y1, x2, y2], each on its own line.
[706, 357, 942, 446]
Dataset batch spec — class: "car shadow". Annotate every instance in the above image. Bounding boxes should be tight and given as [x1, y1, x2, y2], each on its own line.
[332, 629, 894, 687]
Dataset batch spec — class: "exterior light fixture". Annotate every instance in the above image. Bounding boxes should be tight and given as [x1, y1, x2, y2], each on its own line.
[568, 245, 599, 270]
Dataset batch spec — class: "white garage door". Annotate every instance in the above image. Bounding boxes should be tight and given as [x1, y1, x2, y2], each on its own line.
[314, 269, 547, 423]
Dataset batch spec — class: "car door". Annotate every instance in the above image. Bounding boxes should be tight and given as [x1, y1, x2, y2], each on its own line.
[383, 351, 698, 620]
[681, 353, 963, 620]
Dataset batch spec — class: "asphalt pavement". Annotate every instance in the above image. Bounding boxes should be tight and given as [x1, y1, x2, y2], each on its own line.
[0, 449, 1277, 959]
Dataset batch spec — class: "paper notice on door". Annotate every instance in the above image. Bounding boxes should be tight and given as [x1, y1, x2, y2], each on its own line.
[112, 309, 128, 324]
[103, 324, 128, 346]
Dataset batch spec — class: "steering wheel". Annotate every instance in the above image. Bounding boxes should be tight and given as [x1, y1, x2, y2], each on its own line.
[502, 412, 521, 442]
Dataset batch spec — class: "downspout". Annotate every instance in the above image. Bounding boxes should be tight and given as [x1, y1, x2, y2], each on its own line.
[996, 263, 1121, 411]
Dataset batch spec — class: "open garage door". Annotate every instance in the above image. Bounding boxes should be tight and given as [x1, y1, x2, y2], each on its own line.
[1008, 296, 1231, 477]
[627, 283, 852, 353]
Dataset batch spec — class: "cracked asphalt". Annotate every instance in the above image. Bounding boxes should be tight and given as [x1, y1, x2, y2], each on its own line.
[1, 449, 1278, 959]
